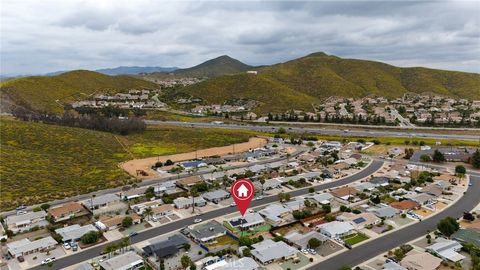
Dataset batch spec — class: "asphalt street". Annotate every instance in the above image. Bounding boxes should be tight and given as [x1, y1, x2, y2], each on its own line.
[146, 120, 480, 141]
[30, 161, 384, 270]
[308, 175, 480, 270]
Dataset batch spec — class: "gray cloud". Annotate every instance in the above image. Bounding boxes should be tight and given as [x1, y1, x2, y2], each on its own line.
[1, 0, 479, 76]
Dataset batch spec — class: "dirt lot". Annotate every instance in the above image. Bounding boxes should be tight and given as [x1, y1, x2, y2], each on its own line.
[120, 137, 267, 179]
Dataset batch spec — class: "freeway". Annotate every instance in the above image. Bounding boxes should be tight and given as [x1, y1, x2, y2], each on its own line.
[309, 174, 480, 270]
[31, 160, 384, 270]
[1, 149, 305, 217]
[146, 120, 480, 141]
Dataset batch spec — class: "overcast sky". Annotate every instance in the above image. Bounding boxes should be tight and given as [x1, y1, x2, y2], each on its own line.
[1, 0, 479, 75]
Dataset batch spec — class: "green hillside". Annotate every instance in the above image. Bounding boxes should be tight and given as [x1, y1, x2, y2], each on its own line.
[0, 70, 158, 114]
[174, 55, 253, 77]
[0, 117, 256, 210]
[184, 52, 480, 113]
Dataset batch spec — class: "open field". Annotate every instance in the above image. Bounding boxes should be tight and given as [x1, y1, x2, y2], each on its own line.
[120, 136, 266, 178]
[0, 117, 257, 210]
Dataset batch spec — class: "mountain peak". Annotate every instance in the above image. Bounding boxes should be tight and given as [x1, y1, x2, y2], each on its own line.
[305, 52, 329, 57]
[174, 55, 252, 77]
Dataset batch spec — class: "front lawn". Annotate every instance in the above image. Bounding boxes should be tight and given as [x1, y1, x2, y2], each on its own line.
[342, 233, 369, 246]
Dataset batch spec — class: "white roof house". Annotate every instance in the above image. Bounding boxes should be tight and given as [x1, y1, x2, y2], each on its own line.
[99, 251, 144, 270]
[202, 190, 230, 203]
[205, 257, 259, 270]
[7, 236, 58, 257]
[258, 204, 289, 224]
[251, 239, 297, 265]
[308, 193, 334, 204]
[5, 211, 48, 233]
[426, 239, 465, 262]
[284, 231, 328, 249]
[317, 221, 355, 238]
[55, 224, 98, 242]
[81, 194, 120, 209]
[229, 213, 265, 229]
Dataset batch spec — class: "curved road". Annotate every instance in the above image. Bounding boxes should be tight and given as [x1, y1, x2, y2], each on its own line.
[146, 120, 480, 141]
[309, 175, 480, 270]
[31, 161, 384, 270]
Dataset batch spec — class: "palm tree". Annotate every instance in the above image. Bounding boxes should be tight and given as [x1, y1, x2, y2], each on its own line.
[190, 187, 199, 214]
[259, 178, 266, 195]
[144, 207, 153, 221]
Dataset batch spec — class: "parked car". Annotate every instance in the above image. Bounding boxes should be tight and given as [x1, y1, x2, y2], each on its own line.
[41, 257, 55, 265]
[230, 203, 236, 207]
[194, 218, 202, 223]
[129, 232, 138, 237]
[301, 249, 309, 255]
[63, 242, 71, 250]
[17, 256, 25, 262]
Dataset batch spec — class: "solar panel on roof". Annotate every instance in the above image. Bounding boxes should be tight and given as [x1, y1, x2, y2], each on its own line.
[353, 217, 366, 224]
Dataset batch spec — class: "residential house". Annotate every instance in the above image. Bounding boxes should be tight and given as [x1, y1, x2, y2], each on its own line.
[143, 234, 188, 259]
[369, 206, 400, 219]
[255, 178, 282, 191]
[5, 211, 48, 233]
[201, 172, 226, 182]
[317, 221, 355, 238]
[95, 214, 141, 231]
[284, 198, 306, 211]
[55, 224, 98, 243]
[400, 252, 443, 270]
[284, 231, 328, 250]
[173, 196, 207, 209]
[330, 186, 359, 201]
[176, 175, 203, 190]
[426, 238, 465, 262]
[206, 257, 259, 270]
[120, 187, 148, 200]
[251, 239, 297, 265]
[151, 204, 174, 219]
[409, 193, 436, 205]
[308, 193, 334, 205]
[188, 221, 226, 244]
[337, 212, 381, 229]
[7, 237, 58, 257]
[131, 199, 164, 215]
[383, 262, 407, 270]
[258, 204, 290, 226]
[48, 202, 89, 223]
[370, 177, 390, 187]
[99, 251, 144, 270]
[228, 213, 265, 230]
[81, 194, 120, 210]
[390, 200, 421, 212]
[451, 229, 480, 247]
[153, 180, 177, 194]
[181, 160, 208, 170]
[202, 190, 230, 203]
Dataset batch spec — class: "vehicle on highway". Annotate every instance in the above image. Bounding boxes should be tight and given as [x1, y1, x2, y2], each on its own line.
[129, 232, 138, 237]
[343, 129, 349, 133]
[41, 257, 55, 265]
[469, 183, 473, 186]
[230, 203, 236, 207]
[255, 195, 264, 200]
[194, 218, 202, 223]
[211, 121, 224, 125]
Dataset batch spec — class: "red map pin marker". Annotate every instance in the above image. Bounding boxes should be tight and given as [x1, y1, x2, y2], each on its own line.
[230, 178, 255, 216]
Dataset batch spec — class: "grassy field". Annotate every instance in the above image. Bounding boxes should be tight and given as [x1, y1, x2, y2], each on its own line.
[0, 117, 256, 211]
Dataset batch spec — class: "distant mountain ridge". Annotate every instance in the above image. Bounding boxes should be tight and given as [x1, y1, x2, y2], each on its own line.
[96, 66, 178, 75]
[173, 55, 253, 77]
[183, 52, 480, 113]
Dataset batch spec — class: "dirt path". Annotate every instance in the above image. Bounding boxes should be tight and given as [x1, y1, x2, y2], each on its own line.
[120, 137, 267, 179]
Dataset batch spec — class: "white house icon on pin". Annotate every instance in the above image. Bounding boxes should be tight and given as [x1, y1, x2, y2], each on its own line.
[237, 184, 248, 197]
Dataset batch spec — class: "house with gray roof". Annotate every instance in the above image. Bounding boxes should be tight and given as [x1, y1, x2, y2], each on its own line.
[7, 236, 58, 257]
[258, 204, 289, 226]
[5, 211, 48, 233]
[188, 221, 226, 244]
[211, 257, 259, 270]
[99, 251, 144, 270]
[255, 178, 282, 191]
[284, 231, 328, 249]
[81, 194, 120, 210]
[201, 171, 226, 182]
[173, 196, 207, 209]
[55, 224, 98, 243]
[308, 193, 334, 205]
[451, 229, 480, 248]
[251, 239, 297, 265]
[228, 213, 265, 230]
[368, 205, 400, 218]
[143, 234, 188, 259]
[370, 176, 390, 187]
[202, 189, 230, 203]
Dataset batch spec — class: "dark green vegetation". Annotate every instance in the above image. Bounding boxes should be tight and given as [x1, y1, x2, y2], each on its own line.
[174, 55, 252, 77]
[184, 52, 480, 113]
[0, 70, 158, 114]
[437, 216, 460, 237]
[0, 117, 255, 210]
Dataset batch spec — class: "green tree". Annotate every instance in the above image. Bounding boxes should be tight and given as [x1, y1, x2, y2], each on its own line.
[308, 237, 321, 249]
[472, 149, 480, 168]
[122, 216, 133, 228]
[432, 149, 445, 162]
[40, 204, 50, 211]
[324, 214, 336, 222]
[81, 231, 101, 244]
[455, 165, 466, 175]
[181, 255, 191, 268]
[145, 186, 155, 199]
[183, 243, 191, 251]
[309, 187, 315, 193]
[259, 178, 266, 195]
[420, 154, 432, 162]
[322, 204, 331, 213]
[437, 217, 460, 237]
[165, 159, 174, 166]
[242, 247, 252, 257]
[144, 207, 153, 221]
